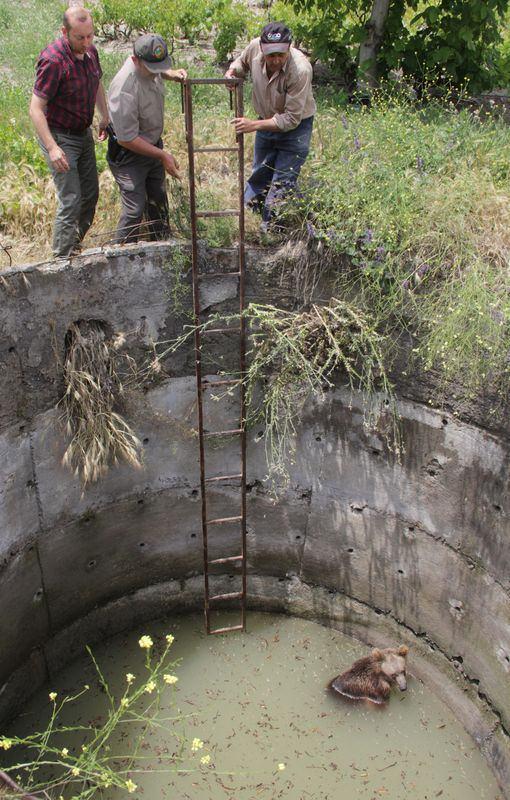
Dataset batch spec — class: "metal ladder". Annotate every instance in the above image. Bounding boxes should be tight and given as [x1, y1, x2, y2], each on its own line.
[183, 78, 247, 635]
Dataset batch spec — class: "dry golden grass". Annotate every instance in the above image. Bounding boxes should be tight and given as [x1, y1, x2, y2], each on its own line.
[61, 320, 142, 485]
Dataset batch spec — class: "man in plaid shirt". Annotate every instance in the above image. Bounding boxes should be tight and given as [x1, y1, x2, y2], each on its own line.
[29, 6, 109, 258]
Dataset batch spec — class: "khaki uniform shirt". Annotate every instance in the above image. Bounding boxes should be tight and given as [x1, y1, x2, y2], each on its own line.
[229, 38, 316, 132]
[108, 58, 165, 144]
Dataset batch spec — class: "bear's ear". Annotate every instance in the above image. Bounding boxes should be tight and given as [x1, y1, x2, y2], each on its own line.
[371, 648, 384, 660]
[398, 645, 409, 657]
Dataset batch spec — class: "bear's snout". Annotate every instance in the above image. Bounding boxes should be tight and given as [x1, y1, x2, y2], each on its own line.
[395, 674, 407, 691]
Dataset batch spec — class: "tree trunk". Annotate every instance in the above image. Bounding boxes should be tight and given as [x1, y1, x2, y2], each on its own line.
[357, 0, 391, 90]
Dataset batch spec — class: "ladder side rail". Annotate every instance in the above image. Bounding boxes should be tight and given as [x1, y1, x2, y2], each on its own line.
[183, 81, 211, 632]
[235, 82, 248, 631]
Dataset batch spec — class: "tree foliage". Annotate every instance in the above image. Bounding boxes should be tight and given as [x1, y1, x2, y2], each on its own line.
[285, 0, 509, 90]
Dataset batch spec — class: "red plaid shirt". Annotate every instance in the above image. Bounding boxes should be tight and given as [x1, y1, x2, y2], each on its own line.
[33, 37, 102, 132]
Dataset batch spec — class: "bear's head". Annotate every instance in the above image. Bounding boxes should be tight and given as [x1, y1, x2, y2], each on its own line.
[372, 645, 409, 691]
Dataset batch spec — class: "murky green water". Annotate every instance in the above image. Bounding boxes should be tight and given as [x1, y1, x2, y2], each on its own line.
[7, 613, 503, 799]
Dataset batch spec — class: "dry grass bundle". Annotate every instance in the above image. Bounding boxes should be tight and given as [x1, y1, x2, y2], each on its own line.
[61, 320, 141, 485]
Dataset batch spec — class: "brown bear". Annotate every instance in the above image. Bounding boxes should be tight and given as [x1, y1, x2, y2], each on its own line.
[329, 645, 409, 704]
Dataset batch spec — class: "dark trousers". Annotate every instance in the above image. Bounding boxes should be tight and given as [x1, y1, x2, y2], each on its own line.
[40, 128, 99, 257]
[244, 116, 314, 223]
[109, 149, 169, 244]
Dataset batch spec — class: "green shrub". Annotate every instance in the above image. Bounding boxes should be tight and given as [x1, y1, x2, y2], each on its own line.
[176, 0, 214, 44]
[212, 0, 260, 63]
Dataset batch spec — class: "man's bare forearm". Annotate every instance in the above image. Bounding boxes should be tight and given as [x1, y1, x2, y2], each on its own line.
[95, 82, 109, 124]
[29, 97, 57, 151]
[117, 136, 165, 159]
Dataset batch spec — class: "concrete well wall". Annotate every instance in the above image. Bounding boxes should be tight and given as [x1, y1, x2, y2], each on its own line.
[0, 242, 509, 794]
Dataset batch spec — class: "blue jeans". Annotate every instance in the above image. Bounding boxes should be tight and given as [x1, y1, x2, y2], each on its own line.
[244, 116, 313, 223]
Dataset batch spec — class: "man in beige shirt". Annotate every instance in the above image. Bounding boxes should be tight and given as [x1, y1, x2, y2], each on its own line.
[225, 22, 316, 231]
[107, 33, 186, 243]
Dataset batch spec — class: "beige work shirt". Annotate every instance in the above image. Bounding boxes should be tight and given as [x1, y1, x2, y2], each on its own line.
[229, 38, 316, 132]
[107, 57, 165, 144]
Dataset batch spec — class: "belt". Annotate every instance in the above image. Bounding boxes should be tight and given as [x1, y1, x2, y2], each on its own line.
[50, 126, 89, 136]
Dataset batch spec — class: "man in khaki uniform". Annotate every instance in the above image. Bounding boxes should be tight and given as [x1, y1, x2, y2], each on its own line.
[107, 34, 186, 243]
[225, 22, 316, 230]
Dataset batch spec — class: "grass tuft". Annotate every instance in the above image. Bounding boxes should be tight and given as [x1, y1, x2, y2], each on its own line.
[61, 320, 142, 486]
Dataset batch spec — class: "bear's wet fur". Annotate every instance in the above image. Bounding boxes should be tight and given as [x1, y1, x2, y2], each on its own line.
[329, 645, 409, 704]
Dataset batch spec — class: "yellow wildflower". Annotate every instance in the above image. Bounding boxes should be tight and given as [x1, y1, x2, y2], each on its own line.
[138, 635, 153, 649]
[144, 681, 156, 694]
[165, 634, 175, 645]
[191, 737, 204, 752]
[121, 697, 129, 707]
[126, 673, 135, 684]
[49, 692, 57, 701]
[278, 763, 285, 771]
[200, 754, 211, 765]
[0, 738, 13, 750]
[61, 748, 69, 757]
[163, 674, 178, 685]
[71, 767, 80, 776]
[125, 779, 137, 793]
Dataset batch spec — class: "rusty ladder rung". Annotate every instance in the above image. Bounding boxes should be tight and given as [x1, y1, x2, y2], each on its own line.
[209, 554, 243, 565]
[184, 77, 247, 636]
[204, 428, 243, 437]
[207, 515, 242, 525]
[194, 146, 239, 153]
[209, 624, 244, 635]
[209, 591, 243, 602]
[202, 327, 240, 335]
[201, 377, 238, 387]
[205, 473, 242, 483]
[196, 210, 240, 218]
[198, 271, 240, 279]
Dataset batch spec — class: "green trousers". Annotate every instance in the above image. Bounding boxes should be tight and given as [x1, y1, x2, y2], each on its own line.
[40, 128, 99, 257]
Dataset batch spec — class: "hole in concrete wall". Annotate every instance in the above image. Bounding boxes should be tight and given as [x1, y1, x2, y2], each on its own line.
[190, 489, 198, 497]
[350, 504, 365, 514]
[347, 548, 354, 553]
[442, 418, 448, 426]
[64, 319, 113, 354]
[315, 436, 322, 442]
[493, 504, 502, 513]
[8, 346, 15, 353]
[86, 559, 97, 571]
[137, 498, 144, 505]
[19, 425, 25, 432]
[295, 535, 301, 540]
[190, 533, 197, 539]
[143, 438, 149, 445]
[32, 588, 44, 604]
[139, 542, 146, 548]
[398, 569, 404, 575]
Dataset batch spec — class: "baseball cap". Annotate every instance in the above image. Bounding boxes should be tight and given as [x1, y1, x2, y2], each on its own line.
[260, 22, 292, 55]
[133, 33, 172, 72]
